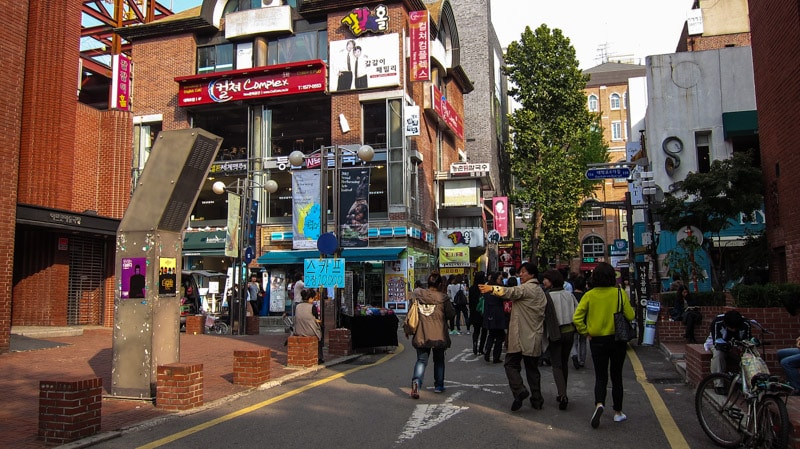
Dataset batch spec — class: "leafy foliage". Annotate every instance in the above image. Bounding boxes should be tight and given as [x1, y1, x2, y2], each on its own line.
[504, 25, 608, 262]
[663, 235, 706, 287]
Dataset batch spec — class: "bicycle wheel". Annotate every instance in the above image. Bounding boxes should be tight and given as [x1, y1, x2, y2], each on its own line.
[754, 395, 789, 449]
[215, 322, 229, 335]
[695, 373, 745, 448]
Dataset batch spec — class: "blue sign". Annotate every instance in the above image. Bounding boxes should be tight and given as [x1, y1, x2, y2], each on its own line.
[304, 258, 346, 288]
[585, 167, 631, 180]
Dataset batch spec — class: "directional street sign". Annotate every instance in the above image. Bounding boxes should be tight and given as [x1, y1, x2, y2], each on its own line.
[585, 167, 631, 180]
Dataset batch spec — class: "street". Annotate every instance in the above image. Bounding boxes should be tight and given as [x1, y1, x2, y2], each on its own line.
[93, 329, 720, 449]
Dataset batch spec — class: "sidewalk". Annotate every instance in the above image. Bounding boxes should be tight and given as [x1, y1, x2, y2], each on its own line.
[2, 324, 349, 449]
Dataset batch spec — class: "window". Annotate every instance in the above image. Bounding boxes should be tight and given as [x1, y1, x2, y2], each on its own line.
[588, 94, 598, 112]
[623, 92, 628, 109]
[223, 0, 261, 14]
[582, 235, 605, 258]
[582, 200, 603, 221]
[132, 118, 161, 192]
[611, 121, 622, 141]
[197, 44, 234, 73]
[696, 131, 711, 173]
[363, 99, 404, 211]
[610, 93, 621, 110]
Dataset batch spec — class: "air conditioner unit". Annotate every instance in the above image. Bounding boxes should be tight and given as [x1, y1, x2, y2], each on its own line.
[262, 0, 282, 7]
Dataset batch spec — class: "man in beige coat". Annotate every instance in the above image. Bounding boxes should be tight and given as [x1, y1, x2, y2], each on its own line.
[479, 262, 547, 411]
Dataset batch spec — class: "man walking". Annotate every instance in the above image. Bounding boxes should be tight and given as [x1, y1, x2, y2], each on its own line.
[479, 262, 547, 411]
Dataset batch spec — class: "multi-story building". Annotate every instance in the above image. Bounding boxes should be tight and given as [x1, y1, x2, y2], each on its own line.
[120, 0, 477, 317]
[748, 0, 800, 284]
[577, 63, 645, 276]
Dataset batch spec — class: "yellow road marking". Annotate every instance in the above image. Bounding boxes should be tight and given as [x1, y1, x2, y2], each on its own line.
[137, 344, 404, 449]
[627, 346, 690, 449]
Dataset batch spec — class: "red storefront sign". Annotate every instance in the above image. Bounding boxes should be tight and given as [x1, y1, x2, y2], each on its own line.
[175, 61, 327, 107]
[409, 10, 430, 81]
[431, 85, 464, 140]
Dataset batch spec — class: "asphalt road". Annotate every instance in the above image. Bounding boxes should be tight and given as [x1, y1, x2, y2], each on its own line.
[88, 329, 721, 449]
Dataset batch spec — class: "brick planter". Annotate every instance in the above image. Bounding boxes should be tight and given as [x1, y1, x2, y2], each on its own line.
[328, 328, 352, 357]
[185, 315, 203, 335]
[288, 336, 318, 368]
[233, 349, 271, 386]
[156, 363, 203, 411]
[38, 378, 102, 445]
[245, 315, 260, 335]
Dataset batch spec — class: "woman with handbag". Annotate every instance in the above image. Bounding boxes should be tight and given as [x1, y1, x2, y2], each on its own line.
[573, 262, 635, 428]
[407, 272, 455, 398]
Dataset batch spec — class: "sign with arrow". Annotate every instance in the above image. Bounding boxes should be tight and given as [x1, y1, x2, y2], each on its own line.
[585, 167, 631, 180]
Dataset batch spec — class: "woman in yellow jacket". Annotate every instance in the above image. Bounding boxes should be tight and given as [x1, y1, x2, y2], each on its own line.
[573, 262, 635, 429]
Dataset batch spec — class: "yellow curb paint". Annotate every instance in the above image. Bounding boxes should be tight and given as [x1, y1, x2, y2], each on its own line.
[627, 346, 690, 449]
[137, 344, 404, 449]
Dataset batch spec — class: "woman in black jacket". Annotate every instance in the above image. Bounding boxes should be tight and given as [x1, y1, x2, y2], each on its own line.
[483, 271, 508, 363]
[468, 271, 488, 355]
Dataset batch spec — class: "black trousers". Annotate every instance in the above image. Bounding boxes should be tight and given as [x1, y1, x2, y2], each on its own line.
[504, 351, 543, 403]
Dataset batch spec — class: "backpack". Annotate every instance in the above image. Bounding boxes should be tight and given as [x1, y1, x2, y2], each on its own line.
[454, 289, 467, 307]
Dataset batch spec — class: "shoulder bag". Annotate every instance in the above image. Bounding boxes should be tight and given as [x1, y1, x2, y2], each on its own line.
[614, 287, 635, 342]
[403, 299, 420, 335]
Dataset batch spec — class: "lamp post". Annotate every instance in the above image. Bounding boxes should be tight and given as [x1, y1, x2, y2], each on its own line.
[287, 144, 374, 338]
[213, 177, 278, 335]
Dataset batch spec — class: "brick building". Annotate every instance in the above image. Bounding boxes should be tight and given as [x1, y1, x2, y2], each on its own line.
[748, 0, 800, 283]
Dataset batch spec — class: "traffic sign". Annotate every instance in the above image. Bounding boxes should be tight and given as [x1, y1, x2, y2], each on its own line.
[585, 167, 631, 180]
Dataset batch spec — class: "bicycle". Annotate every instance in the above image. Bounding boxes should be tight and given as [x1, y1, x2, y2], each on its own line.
[695, 331, 795, 448]
[203, 311, 229, 335]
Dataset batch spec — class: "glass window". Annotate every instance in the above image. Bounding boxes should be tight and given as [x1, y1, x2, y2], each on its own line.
[696, 131, 711, 173]
[611, 121, 622, 141]
[132, 121, 161, 192]
[582, 200, 603, 221]
[197, 44, 234, 73]
[588, 94, 598, 112]
[582, 235, 605, 258]
[610, 93, 621, 110]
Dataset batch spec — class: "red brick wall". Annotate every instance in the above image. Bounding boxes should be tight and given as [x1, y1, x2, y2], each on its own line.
[0, 0, 28, 352]
[749, 1, 800, 284]
[233, 349, 271, 386]
[156, 363, 204, 411]
[684, 32, 751, 51]
[38, 378, 102, 445]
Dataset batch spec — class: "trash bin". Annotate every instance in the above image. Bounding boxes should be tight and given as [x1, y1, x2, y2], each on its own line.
[642, 300, 661, 345]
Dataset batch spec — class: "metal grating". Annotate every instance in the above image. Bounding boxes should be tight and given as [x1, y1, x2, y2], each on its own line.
[158, 134, 218, 231]
[67, 236, 107, 325]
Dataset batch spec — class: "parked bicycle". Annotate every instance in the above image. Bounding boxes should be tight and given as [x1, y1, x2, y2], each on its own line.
[203, 310, 229, 335]
[695, 322, 795, 449]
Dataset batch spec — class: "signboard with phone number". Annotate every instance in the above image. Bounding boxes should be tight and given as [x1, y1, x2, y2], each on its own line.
[304, 258, 346, 288]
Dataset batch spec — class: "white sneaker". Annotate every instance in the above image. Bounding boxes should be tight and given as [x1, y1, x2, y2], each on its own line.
[613, 412, 627, 422]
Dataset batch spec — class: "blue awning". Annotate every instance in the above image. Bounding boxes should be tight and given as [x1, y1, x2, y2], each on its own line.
[256, 247, 406, 265]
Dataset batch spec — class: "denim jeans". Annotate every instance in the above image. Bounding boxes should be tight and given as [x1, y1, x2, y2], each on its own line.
[777, 347, 800, 390]
[413, 347, 446, 389]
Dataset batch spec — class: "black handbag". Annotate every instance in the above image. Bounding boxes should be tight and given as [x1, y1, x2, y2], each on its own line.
[614, 287, 635, 342]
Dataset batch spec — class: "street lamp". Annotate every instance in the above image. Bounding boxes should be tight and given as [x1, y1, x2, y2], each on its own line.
[287, 144, 374, 335]
[212, 177, 278, 335]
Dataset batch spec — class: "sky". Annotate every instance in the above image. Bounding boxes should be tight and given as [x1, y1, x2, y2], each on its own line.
[491, 0, 695, 69]
[167, 0, 693, 69]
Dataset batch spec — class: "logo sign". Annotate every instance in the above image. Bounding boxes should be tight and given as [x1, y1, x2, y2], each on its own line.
[341, 4, 389, 36]
[176, 62, 326, 106]
[409, 10, 430, 81]
[304, 258, 346, 288]
[585, 167, 630, 180]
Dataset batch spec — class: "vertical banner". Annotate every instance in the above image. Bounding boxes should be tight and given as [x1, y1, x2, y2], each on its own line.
[121, 257, 147, 299]
[111, 53, 131, 111]
[409, 10, 430, 81]
[339, 168, 370, 247]
[493, 196, 508, 237]
[158, 257, 177, 296]
[498, 240, 522, 269]
[268, 269, 287, 314]
[292, 170, 322, 249]
[405, 105, 420, 136]
[225, 192, 241, 257]
[246, 199, 259, 250]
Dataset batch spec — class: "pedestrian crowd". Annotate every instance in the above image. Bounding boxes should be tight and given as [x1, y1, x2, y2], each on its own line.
[403, 261, 635, 429]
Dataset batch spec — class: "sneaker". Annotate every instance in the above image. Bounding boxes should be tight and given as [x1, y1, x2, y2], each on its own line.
[591, 405, 604, 428]
[434, 386, 445, 393]
[614, 412, 627, 422]
[465, 331, 471, 335]
[410, 380, 419, 399]
[449, 330, 459, 335]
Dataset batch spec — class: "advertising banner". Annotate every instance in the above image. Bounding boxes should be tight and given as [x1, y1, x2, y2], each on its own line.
[409, 10, 430, 81]
[225, 192, 241, 257]
[493, 196, 508, 237]
[269, 269, 287, 314]
[432, 85, 464, 139]
[339, 168, 370, 247]
[498, 240, 522, 269]
[385, 258, 408, 310]
[111, 54, 131, 111]
[158, 257, 177, 296]
[329, 34, 400, 92]
[292, 170, 322, 249]
[438, 246, 470, 267]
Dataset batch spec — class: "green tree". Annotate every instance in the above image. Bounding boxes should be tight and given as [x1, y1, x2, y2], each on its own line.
[656, 150, 764, 290]
[504, 25, 608, 263]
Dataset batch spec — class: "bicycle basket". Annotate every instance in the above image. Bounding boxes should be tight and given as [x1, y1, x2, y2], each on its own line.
[741, 351, 770, 389]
